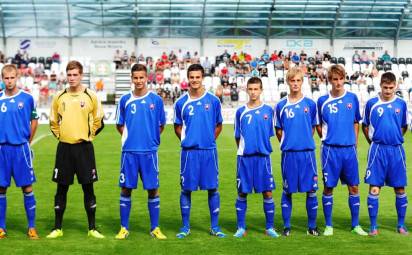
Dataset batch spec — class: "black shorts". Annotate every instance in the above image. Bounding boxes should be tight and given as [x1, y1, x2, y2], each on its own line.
[53, 142, 98, 185]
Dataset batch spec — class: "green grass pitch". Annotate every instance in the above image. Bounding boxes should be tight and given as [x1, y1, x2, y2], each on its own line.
[1, 124, 411, 254]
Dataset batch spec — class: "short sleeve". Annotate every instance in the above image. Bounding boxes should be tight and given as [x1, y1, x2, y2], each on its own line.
[354, 94, 361, 122]
[362, 100, 371, 126]
[234, 108, 241, 139]
[215, 97, 223, 124]
[116, 97, 125, 125]
[158, 97, 166, 126]
[274, 104, 282, 129]
[174, 99, 183, 125]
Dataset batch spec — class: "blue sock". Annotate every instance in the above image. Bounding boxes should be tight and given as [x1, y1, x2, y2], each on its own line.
[281, 192, 292, 228]
[263, 198, 275, 229]
[396, 193, 408, 227]
[208, 190, 220, 229]
[367, 193, 379, 229]
[306, 192, 318, 229]
[180, 190, 191, 229]
[23, 192, 36, 228]
[322, 194, 333, 227]
[120, 194, 131, 229]
[0, 194, 6, 229]
[235, 196, 247, 229]
[148, 196, 160, 231]
[348, 194, 360, 228]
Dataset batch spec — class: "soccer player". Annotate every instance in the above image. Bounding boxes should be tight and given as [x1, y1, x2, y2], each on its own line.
[316, 65, 368, 236]
[0, 64, 39, 239]
[47, 60, 105, 239]
[362, 72, 409, 236]
[275, 67, 319, 236]
[233, 77, 278, 238]
[174, 64, 225, 238]
[115, 64, 167, 240]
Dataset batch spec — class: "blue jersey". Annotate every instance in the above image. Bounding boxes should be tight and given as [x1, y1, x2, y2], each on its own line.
[0, 90, 38, 145]
[317, 91, 361, 146]
[275, 96, 318, 151]
[116, 91, 166, 152]
[362, 96, 408, 145]
[174, 91, 223, 149]
[234, 104, 274, 156]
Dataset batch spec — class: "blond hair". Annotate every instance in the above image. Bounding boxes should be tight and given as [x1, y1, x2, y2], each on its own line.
[286, 67, 304, 84]
[1, 64, 18, 77]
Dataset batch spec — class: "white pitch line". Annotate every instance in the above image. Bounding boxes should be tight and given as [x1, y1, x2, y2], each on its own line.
[31, 133, 52, 146]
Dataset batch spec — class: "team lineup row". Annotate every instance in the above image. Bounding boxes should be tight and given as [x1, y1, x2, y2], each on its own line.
[0, 61, 408, 240]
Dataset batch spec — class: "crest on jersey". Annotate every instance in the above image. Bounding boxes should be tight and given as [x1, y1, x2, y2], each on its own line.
[80, 101, 85, 108]
[150, 103, 155, 110]
[304, 107, 309, 113]
[205, 104, 210, 110]
[347, 103, 352, 109]
[395, 108, 401, 114]
[18, 102, 24, 109]
[263, 114, 269, 120]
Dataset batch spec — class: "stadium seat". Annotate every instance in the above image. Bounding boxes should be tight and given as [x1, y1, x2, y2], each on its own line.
[377, 58, 384, 65]
[399, 58, 406, 65]
[29, 57, 37, 64]
[383, 63, 392, 71]
[338, 57, 346, 65]
[391, 57, 398, 64]
[38, 57, 45, 65]
[331, 57, 337, 64]
[376, 64, 384, 71]
[401, 71, 409, 79]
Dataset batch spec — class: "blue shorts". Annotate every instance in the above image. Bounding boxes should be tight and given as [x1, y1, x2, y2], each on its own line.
[321, 144, 359, 188]
[119, 151, 159, 190]
[180, 148, 218, 191]
[236, 155, 275, 193]
[0, 143, 36, 187]
[365, 143, 407, 187]
[281, 150, 318, 193]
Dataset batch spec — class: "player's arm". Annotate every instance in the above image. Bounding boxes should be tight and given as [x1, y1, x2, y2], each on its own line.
[49, 95, 60, 139]
[215, 123, 223, 139]
[275, 127, 283, 142]
[362, 124, 371, 144]
[316, 125, 322, 138]
[174, 124, 182, 140]
[91, 94, 104, 138]
[29, 119, 39, 144]
[116, 124, 124, 135]
[354, 122, 359, 146]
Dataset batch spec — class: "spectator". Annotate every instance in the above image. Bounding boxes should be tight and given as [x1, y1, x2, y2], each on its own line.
[291, 52, 300, 64]
[221, 49, 231, 62]
[352, 50, 360, 64]
[137, 53, 145, 63]
[180, 77, 188, 92]
[360, 50, 370, 64]
[122, 50, 129, 69]
[169, 50, 177, 62]
[381, 50, 391, 63]
[201, 56, 212, 71]
[231, 52, 239, 64]
[270, 50, 279, 62]
[14, 50, 22, 66]
[315, 51, 323, 61]
[300, 50, 307, 62]
[191, 51, 200, 64]
[161, 52, 168, 62]
[370, 51, 378, 65]
[323, 51, 331, 60]
[0, 51, 4, 63]
[183, 51, 191, 64]
[309, 70, 319, 92]
[95, 78, 104, 92]
[22, 51, 29, 65]
[261, 50, 270, 63]
[129, 52, 137, 66]
[113, 49, 122, 69]
[51, 52, 61, 63]
[176, 49, 184, 63]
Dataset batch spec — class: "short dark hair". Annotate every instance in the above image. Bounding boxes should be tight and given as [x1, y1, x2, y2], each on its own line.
[66, 60, 83, 74]
[131, 63, 147, 75]
[247, 76, 263, 89]
[380, 72, 396, 85]
[187, 64, 204, 78]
